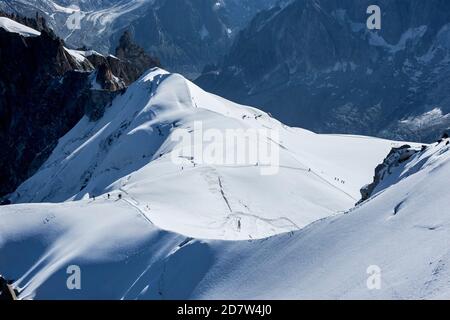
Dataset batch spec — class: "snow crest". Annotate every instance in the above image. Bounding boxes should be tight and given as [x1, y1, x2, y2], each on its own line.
[0, 17, 41, 37]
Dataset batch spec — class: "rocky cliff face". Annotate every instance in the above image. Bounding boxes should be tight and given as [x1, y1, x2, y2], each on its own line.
[197, 0, 450, 142]
[359, 144, 420, 204]
[0, 14, 158, 199]
[114, 31, 161, 84]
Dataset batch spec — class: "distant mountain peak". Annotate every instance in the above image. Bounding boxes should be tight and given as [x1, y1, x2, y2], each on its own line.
[115, 30, 161, 70]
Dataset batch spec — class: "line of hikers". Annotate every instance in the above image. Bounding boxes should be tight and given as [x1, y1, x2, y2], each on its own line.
[91, 193, 122, 201]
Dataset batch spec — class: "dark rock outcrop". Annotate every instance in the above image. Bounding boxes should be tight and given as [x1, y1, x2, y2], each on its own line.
[114, 31, 161, 84]
[359, 145, 418, 204]
[0, 275, 17, 300]
[0, 23, 86, 198]
[0, 15, 159, 200]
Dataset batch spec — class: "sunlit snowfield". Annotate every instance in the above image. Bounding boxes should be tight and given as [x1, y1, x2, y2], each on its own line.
[1, 66, 449, 299]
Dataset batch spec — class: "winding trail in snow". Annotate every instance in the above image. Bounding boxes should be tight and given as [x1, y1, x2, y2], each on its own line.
[214, 161, 357, 202]
[118, 187, 154, 226]
[217, 176, 232, 213]
[226, 212, 300, 231]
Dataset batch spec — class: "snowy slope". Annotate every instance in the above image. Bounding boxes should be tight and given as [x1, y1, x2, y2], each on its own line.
[0, 16, 41, 36]
[0, 137, 448, 299]
[8, 68, 397, 240]
[193, 140, 450, 300]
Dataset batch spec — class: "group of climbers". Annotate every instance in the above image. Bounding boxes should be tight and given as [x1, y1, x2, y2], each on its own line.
[90, 193, 122, 201]
[89, 192, 152, 214]
[334, 177, 346, 184]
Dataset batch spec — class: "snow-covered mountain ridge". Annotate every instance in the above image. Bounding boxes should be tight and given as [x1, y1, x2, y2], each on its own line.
[6, 67, 404, 240]
[0, 1, 449, 301]
[1, 102, 448, 298]
[0, 15, 40, 36]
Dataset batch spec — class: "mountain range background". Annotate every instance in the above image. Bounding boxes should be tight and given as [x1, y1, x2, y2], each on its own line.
[1, 0, 288, 76]
[1, 0, 450, 198]
[198, 0, 450, 142]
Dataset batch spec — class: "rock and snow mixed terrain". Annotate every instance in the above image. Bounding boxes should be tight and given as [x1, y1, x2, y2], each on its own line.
[1, 4, 449, 301]
[2, 67, 448, 300]
[0, 17, 158, 198]
[0, 16, 40, 36]
[7, 68, 398, 238]
[1, 0, 283, 76]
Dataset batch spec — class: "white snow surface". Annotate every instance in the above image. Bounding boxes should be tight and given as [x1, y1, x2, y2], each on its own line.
[1, 139, 449, 300]
[9, 68, 397, 240]
[1, 69, 447, 300]
[0, 17, 41, 37]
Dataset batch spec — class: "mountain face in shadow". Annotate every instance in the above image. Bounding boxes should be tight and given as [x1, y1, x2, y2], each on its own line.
[197, 0, 450, 142]
[0, 14, 158, 199]
[1, 0, 283, 77]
